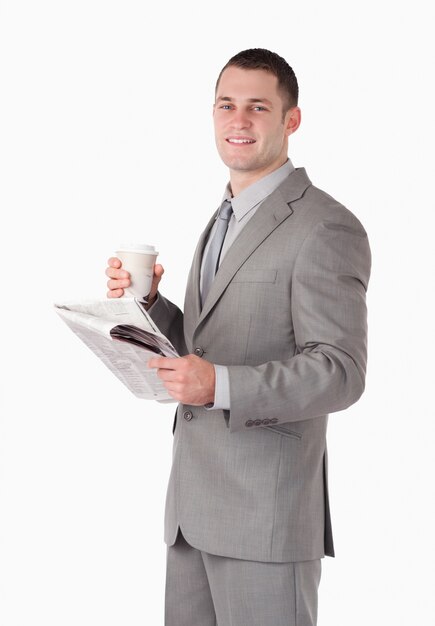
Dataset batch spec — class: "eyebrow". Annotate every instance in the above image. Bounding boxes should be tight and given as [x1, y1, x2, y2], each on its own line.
[216, 96, 274, 106]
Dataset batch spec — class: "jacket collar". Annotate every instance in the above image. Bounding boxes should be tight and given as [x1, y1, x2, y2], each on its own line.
[185, 167, 312, 331]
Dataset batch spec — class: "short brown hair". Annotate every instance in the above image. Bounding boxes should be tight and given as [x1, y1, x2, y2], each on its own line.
[215, 48, 299, 113]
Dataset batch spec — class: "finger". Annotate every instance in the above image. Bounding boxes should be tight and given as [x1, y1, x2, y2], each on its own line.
[162, 387, 183, 402]
[156, 369, 182, 383]
[148, 357, 170, 369]
[148, 356, 180, 370]
[107, 288, 124, 298]
[149, 265, 165, 300]
[154, 264, 164, 278]
[105, 266, 130, 279]
[107, 257, 122, 268]
[162, 382, 184, 395]
[107, 277, 131, 290]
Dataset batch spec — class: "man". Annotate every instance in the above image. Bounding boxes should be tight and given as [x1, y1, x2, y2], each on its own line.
[106, 48, 371, 626]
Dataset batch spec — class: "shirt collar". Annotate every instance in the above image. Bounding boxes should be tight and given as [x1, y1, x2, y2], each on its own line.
[222, 158, 295, 222]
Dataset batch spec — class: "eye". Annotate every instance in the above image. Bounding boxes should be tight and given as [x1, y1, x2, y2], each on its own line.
[253, 106, 267, 111]
[220, 104, 232, 110]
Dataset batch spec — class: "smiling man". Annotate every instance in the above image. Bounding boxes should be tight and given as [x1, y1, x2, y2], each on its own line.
[106, 48, 371, 626]
[213, 65, 300, 192]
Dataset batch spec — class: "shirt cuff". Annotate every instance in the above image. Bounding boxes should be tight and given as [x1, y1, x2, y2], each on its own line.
[205, 365, 231, 410]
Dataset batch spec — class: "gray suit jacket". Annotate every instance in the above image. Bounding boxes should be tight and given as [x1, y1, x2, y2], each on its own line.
[150, 167, 371, 562]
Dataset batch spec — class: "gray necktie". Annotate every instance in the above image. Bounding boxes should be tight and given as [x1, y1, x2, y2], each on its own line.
[201, 199, 233, 305]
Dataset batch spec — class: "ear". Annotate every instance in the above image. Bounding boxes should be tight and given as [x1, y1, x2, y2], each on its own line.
[285, 106, 301, 136]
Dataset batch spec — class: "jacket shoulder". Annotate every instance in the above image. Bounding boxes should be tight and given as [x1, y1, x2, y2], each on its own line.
[283, 176, 368, 238]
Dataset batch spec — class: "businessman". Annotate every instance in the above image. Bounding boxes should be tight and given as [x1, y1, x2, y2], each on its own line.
[106, 48, 371, 626]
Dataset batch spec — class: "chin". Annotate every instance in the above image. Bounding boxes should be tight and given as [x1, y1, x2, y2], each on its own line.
[221, 154, 261, 172]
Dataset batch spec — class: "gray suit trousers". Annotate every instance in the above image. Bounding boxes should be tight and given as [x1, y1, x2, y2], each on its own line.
[165, 529, 321, 626]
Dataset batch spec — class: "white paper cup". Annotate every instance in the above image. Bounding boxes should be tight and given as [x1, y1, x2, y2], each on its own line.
[115, 244, 158, 299]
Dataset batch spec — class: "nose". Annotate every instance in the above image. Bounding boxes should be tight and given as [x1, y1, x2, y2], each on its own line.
[230, 110, 251, 130]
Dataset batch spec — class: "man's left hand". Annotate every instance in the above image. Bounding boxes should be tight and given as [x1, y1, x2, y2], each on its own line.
[148, 355, 216, 406]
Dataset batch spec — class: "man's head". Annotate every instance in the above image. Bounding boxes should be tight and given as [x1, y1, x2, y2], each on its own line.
[215, 48, 299, 119]
[213, 48, 301, 193]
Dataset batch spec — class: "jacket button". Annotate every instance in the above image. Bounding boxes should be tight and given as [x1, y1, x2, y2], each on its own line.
[254, 419, 262, 426]
[270, 418, 279, 424]
[263, 419, 271, 425]
[245, 420, 254, 427]
[183, 410, 193, 421]
[194, 347, 204, 357]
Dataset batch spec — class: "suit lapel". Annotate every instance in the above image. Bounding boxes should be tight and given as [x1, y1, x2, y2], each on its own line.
[183, 210, 217, 330]
[196, 168, 312, 327]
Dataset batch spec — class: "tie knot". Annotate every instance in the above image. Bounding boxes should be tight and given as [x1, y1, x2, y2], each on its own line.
[218, 200, 233, 222]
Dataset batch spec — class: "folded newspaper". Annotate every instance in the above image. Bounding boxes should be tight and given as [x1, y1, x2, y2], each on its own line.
[54, 298, 179, 402]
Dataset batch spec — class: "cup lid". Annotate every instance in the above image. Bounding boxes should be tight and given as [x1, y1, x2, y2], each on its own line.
[116, 244, 158, 255]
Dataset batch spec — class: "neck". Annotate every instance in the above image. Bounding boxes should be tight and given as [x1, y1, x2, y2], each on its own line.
[229, 157, 288, 196]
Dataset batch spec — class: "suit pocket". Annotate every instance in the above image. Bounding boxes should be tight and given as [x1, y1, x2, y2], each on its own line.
[264, 424, 302, 440]
[232, 269, 277, 283]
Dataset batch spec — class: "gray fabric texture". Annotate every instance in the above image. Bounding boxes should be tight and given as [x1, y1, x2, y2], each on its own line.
[165, 529, 321, 626]
[149, 167, 371, 563]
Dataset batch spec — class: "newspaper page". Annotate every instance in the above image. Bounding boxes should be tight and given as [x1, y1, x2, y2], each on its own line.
[54, 298, 179, 402]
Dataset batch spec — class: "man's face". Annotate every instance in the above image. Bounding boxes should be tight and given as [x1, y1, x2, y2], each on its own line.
[213, 66, 298, 180]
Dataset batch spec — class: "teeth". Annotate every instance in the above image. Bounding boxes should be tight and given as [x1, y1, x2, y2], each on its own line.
[228, 138, 255, 144]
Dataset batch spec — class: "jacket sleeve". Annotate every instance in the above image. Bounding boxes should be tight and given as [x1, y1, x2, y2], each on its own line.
[226, 215, 371, 433]
[147, 293, 188, 357]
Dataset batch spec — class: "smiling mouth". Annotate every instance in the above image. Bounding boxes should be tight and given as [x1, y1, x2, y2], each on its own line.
[226, 137, 256, 144]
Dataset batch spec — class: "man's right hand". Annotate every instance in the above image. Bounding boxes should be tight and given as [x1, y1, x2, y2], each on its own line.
[105, 257, 164, 306]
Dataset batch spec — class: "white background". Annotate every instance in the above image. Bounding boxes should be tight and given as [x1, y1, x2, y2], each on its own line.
[1, 0, 434, 624]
